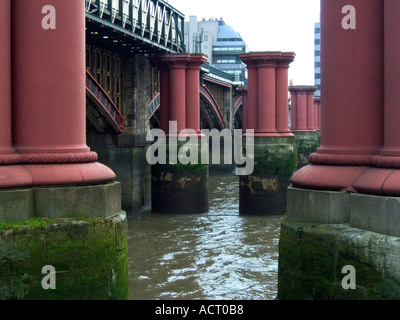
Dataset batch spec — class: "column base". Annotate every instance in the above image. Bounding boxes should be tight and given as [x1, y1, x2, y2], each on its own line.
[0, 182, 128, 300]
[239, 137, 297, 215]
[0, 162, 115, 189]
[292, 163, 400, 197]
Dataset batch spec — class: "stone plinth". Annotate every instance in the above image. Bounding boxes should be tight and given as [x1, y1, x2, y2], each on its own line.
[239, 137, 297, 215]
[278, 220, 400, 300]
[279, 0, 400, 300]
[239, 53, 297, 215]
[151, 54, 209, 214]
[0, 0, 129, 300]
[0, 212, 129, 300]
[151, 140, 209, 214]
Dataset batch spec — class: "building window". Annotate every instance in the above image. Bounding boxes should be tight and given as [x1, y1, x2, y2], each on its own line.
[204, 35, 208, 42]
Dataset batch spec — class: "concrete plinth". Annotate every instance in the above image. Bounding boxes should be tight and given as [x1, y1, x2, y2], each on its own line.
[151, 140, 209, 214]
[278, 220, 400, 300]
[0, 212, 128, 300]
[0, 182, 129, 300]
[280, 186, 400, 299]
[151, 163, 209, 214]
[239, 137, 297, 215]
[286, 187, 350, 224]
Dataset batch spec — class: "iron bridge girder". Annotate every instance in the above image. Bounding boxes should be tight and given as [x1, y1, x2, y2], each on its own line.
[85, 0, 186, 54]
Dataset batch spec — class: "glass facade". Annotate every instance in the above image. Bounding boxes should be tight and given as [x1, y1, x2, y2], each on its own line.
[314, 22, 321, 97]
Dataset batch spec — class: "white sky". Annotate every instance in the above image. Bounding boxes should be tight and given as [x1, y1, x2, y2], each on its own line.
[168, 0, 321, 85]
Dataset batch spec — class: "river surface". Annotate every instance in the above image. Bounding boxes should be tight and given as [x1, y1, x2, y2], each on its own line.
[127, 174, 283, 300]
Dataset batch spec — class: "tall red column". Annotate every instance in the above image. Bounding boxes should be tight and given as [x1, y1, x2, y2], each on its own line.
[290, 93, 297, 130]
[307, 92, 315, 131]
[168, 63, 186, 134]
[296, 92, 308, 131]
[0, 0, 12, 156]
[291, 0, 385, 192]
[316, 0, 384, 157]
[246, 64, 258, 131]
[159, 66, 169, 133]
[314, 98, 321, 131]
[240, 52, 294, 137]
[380, 0, 400, 156]
[157, 54, 206, 135]
[289, 86, 316, 131]
[11, 0, 115, 185]
[276, 54, 295, 137]
[257, 62, 277, 136]
[186, 55, 207, 135]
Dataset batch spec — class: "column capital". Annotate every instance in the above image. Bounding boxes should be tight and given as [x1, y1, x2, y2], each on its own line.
[289, 85, 317, 95]
[240, 51, 295, 68]
[153, 53, 207, 68]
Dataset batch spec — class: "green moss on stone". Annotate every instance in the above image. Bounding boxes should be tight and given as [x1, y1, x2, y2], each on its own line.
[0, 214, 129, 300]
[278, 220, 400, 300]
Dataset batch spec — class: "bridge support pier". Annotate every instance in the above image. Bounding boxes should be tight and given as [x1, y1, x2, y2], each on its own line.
[239, 52, 297, 215]
[151, 54, 209, 214]
[289, 86, 320, 169]
[0, 0, 129, 299]
[278, 0, 400, 299]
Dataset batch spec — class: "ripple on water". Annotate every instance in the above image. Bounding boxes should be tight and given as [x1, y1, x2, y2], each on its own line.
[128, 174, 283, 300]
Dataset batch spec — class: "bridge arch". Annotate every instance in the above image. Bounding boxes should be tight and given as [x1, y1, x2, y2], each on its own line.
[86, 71, 124, 134]
[148, 86, 225, 131]
[233, 95, 243, 129]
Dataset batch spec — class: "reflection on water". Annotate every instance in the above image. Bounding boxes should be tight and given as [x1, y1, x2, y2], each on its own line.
[127, 174, 283, 300]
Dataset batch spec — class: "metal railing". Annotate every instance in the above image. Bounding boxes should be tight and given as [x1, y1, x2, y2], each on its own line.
[86, 0, 185, 53]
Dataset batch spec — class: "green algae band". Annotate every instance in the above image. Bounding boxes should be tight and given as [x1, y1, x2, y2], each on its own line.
[0, 213, 129, 300]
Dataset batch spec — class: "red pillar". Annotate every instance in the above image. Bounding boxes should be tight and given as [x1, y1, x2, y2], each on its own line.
[276, 54, 295, 137]
[159, 66, 169, 133]
[158, 55, 190, 135]
[257, 62, 277, 136]
[290, 93, 297, 130]
[0, 0, 32, 189]
[316, 0, 383, 156]
[380, 0, 400, 156]
[168, 64, 186, 134]
[296, 92, 307, 131]
[307, 90, 316, 131]
[241, 52, 294, 137]
[246, 65, 258, 131]
[0, 0, 12, 156]
[290, 86, 318, 131]
[291, 0, 385, 192]
[186, 55, 207, 135]
[314, 98, 321, 131]
[11, 0, 115, 185]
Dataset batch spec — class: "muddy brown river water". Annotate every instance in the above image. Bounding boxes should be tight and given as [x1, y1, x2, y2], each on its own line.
[127, 174, 283, 300]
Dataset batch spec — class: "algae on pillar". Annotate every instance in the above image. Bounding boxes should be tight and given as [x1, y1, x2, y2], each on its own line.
[239, 52, 297, 215]
[151, 54, 209, 214]
[0, 0, 129, 299]
[289, 86, 320, 169]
